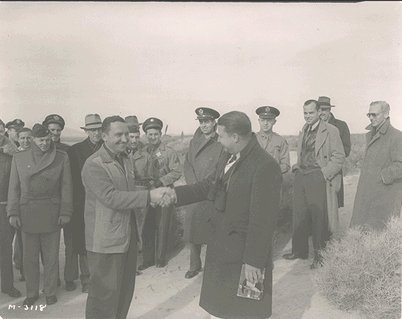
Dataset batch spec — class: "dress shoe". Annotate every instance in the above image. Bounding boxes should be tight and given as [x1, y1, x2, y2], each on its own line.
[46, 295, 57, 305]
[2, 287, 22, 298]
[185, 269, 201, 279]
[23, 295, 39, 306]
[138, 263, 154, 271]
[282, 253, 308, 260]
[65, 281, 77, 291]
[155, 261, 167, 268]
[82, 283, 89, 293]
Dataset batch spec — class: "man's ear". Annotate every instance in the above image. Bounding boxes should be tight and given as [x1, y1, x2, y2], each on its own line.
[102, 132, 107, 142]
[233, 133, 240, 143]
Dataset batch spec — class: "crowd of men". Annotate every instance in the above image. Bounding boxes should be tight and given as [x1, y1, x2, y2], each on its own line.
[0, 97, 401, 319]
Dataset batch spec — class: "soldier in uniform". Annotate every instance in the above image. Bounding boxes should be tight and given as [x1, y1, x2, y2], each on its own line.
[42, 114, 75, 291]
[5, 119, 25, 148]
[125, 115, 159, 263]
[317, 96, 351, 208]
[67, 114, 104, 293]
[7, 124, 73, 306]
[139, 117, 182, 270]
[255, 106, 290, 174]
[182, 107, 224, 279]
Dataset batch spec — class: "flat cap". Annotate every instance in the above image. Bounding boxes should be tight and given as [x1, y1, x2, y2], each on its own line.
[6, 119, 25, 130]
[142, 117, 163, 132]
[256, 106, 280, 119]
[32, 123, 50, 138]
[195, 107, 220, 120]
[42, 114, 65, 129]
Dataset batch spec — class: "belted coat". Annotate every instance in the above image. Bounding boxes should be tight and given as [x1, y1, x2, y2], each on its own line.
[7, 142, 73, 233]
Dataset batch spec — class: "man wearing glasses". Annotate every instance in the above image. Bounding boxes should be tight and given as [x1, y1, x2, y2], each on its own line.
[350, 101, 402, 230]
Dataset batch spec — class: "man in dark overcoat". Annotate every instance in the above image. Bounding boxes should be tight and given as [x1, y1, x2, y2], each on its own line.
[351, 101, 402, 230]
[164, 111, 282, 319]
[318, 96, 351, 207]
[182, 107, 224, 279]
[7, 124, 73, 306]
[67, 114, 103, 292]
[0, 133, 21, 298]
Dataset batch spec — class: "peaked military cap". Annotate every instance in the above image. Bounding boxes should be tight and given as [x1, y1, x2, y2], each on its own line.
[317, 96, 335, 108]
[142, 117, 163, 132]
[42, 114, 65, 129]
[32, 123, 50, 138]
[6, 119, 25, 130]
[195, 107, 220, 120]
[256, 106, 280, 119]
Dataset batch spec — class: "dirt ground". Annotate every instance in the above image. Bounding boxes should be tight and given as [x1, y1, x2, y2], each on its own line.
[0, 174, 365, 319]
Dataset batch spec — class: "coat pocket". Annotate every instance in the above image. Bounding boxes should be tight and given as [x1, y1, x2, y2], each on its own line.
[218, 230, 246, 264]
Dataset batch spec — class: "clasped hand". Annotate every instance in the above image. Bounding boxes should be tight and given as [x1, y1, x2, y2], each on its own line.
[150, 187, 177, 207]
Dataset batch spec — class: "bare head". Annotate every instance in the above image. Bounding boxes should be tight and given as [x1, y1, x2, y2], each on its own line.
[367, 101, 390, 128]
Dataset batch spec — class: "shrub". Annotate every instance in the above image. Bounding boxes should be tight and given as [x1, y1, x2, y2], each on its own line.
[315, 217, 401, 319]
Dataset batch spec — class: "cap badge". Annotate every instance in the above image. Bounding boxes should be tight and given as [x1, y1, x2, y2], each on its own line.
[265, 106, 270, 113]
[54, 115, 60, 121]
[199, 109, 204, 115]
[150, 118, 154, 122]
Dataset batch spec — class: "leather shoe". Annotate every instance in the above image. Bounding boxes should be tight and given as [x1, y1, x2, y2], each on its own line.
[185, 269, 201, 279]
[23, 295, 39, 306]
[155, 261, 167, 268]
[138, 263, 154, 271]
[65, 281, 77, 291]
[46, 295, 57, 305]
[282, 253, 308, 260]
[2, 287, 22, 298]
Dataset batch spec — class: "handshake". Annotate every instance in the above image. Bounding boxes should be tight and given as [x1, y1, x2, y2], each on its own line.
[149, 187, 177, 208]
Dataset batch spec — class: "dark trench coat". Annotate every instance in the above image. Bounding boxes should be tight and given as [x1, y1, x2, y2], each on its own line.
[175, 135, 282, 319]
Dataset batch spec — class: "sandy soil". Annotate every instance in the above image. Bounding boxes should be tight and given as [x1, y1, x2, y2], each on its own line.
[0, 174, 365, 319]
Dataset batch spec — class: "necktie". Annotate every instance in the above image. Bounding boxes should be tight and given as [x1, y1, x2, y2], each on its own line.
[224, 154, 238, 174]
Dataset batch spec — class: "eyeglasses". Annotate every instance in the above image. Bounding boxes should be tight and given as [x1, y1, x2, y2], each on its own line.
[366, 112, 382, 118]
[199, 119, 213, 124]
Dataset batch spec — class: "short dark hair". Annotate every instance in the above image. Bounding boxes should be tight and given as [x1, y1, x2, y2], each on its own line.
[304, 99, 319, 110]
[217, 111, 251, 137]
[102, 116, 126, 133]
[17, 127, 32, 137]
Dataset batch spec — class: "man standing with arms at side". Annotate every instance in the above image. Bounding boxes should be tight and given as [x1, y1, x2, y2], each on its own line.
[283, 100, 345, 269]
[139, 117, 182, 270]
[67, 114, 103, 293]
[161, 111, 282, 319]
[255, 106, 290, 174]
[318, 96, 351, 208]
[42, 114, 74, 290]
[182, 107, 224, 279]
[350, 101, 402, 230]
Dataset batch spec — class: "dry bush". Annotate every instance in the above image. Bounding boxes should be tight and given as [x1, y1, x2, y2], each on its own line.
[315, 217, 401, 319]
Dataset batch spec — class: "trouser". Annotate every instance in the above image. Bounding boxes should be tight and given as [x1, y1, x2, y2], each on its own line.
[85, 229, 138, 319]
[22, 230, 61, 297]
[188, 243, 202, 271]
[291, 169, 330, 257]
[63, 224, 90, 284]
[0, 204, 16, 292]
[141, 205, 173, 265]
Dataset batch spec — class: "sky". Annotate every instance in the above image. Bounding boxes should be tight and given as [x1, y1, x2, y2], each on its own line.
[0, 2, 401, 135]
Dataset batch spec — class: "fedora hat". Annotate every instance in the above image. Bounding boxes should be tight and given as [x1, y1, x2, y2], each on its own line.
[80, 114, 102, 130]
[317, 96, 335, 107]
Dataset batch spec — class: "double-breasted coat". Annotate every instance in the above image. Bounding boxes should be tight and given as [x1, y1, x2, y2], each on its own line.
[328, 113, 351, 208]
[294, 121, 345, 234]
[183, 128, 225, 243]
[67, 138, 103, 254]
[351, 119, 402, 230]
[175, 135, 282, 319]
[7, 142, 73, 233]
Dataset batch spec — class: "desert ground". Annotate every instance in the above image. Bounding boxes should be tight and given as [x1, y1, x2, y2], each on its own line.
[0, 172, 365, 319]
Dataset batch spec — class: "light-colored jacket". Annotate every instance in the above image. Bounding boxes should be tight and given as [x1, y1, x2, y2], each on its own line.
[294, 121, 345, 232]
[82, 144, 149, 254]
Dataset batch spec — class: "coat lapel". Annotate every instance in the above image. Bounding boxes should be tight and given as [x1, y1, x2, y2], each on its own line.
[30, 143, 57, 175]
[315, 121, 328, 156]
[366, 119, 390, 149]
